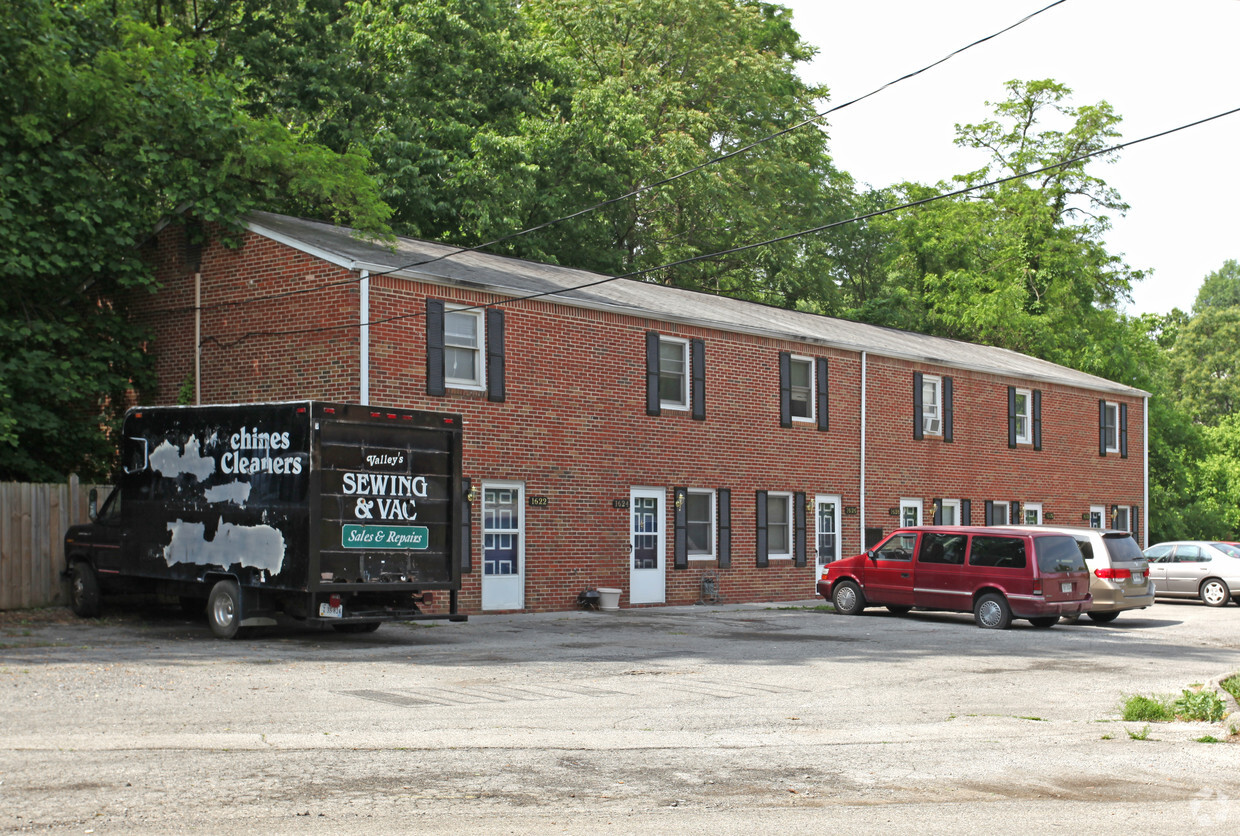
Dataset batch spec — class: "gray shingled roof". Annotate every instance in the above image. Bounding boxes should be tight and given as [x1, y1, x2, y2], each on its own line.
[248, 211, 1147, 397]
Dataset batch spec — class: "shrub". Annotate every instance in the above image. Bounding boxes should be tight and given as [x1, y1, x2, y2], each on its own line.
[1121, 695, 1173, 722]
[1173, 689, 1226, 723]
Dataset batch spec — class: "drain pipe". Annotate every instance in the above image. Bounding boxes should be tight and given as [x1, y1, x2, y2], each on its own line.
[1143, 394, 1149, 548]
[860, 351, 867, 548]
[194, 271, 201, 405]
[359, 269, 370, 404]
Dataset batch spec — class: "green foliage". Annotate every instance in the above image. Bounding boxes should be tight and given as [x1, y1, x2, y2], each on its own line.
[1173, 689, 1227, 723]
[1166, 305, 1240, 425]
[1120, 695, 1173, 723]
[1193, 260, 1240, 312]
[1221, 674, 1240, 703]
[1125, 724, 1152, 741]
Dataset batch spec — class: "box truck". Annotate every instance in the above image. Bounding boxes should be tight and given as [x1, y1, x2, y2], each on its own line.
[63, 402, 466, 637]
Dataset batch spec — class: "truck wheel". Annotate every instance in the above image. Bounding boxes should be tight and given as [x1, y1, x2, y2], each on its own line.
[974, 593, 1012, 629]
[68, 562, 101, 618]
[207, 580, 246, 639]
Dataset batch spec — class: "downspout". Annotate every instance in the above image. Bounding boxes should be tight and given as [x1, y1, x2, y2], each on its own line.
[1143, 394, 1149, 548]
[359, 270, 370, 404]
[860, 351, 867, 548]
[194, 272, 201, 405]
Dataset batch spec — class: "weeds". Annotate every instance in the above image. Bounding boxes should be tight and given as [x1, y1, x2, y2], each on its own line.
[1195, 735, 1222, 743]
[1126, 725, 1152, 741]
[1221, 674, 1240, 703]
[1121, 695, 1173, 722]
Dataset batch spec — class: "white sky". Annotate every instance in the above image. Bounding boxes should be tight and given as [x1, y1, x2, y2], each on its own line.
[779, 0, 1240, 316]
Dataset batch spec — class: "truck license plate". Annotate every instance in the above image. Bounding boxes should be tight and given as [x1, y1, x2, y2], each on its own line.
[1061, 582, 1073, 593]
[1132, 572, 1143, 583]
[319, 603, 343, 618]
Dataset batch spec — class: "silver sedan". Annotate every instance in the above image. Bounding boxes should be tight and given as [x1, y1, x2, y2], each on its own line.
[1143, 541, 1240, 606]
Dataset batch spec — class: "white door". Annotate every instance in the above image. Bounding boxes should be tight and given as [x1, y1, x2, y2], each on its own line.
[814, 495, 841, 591]
[629, 488, 666, 605]
[481, 482, 524, 610]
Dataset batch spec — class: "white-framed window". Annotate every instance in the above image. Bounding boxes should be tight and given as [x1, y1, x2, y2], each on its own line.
[939, 498, 961, 526]
[900, 498, 922, 527]
[921, 375, 942, 436]
[789, 355, 815, 422]
[444, 307, 485, 390]
[658, 336, 689, 410]
[1022, 501, 1043, 525]
[1113, 505, 1131, 532]
[686, 488, 715, 559]
[1014, 388, 1032, 444]
[989, 501, 1009, 526]
[1089, 505, 1105, 529]
[1102, 401, 1120, 453]
[767, 492, 793, 559]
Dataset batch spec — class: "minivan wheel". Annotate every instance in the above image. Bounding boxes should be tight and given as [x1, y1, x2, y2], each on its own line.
[1200, 579, 1230, 607]
[207, 580, 246, 639]
[832, 581, 866, 616]
[68, 562, 101, 618]
[1086, 610, 1120, 623]
[974, 593, 1011, 629]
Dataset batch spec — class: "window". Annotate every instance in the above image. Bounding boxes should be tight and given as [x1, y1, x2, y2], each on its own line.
[900, 498, 922, 527]
[919, 532, 966, 564]
[987, 500, 1009, 526]
[921, 375, 942, 436]
[1022, 502, 1042, 525]
[789, 356, 814, 421]
[686, 489, 715, 559]
[874, 532, 917, 561]
[444, 308, 484, 389]
[969, 535, 1026, 568]
[1112, 505, 1131, 532]
[1014, 389, 1031, 444]
[767, 493, 792, 558]
[938, 499, 961, 526]
[1089, 505, 1105, 529]
[658, 337, 688, 409]
[1101, 401, 1119, 453]
[1035, 536, 1086, 573]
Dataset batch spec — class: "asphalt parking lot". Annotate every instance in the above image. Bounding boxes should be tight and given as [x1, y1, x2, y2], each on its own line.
[2, 598, 1239, 834]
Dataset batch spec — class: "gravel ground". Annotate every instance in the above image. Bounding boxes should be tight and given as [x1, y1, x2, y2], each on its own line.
[1, 597, 1239, 833]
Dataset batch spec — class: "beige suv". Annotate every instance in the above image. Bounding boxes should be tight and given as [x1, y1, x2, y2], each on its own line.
[1009, 526, 1154, 622]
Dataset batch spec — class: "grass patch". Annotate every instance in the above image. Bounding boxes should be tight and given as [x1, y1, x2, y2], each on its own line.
[1195, 735, 1223, 743]
[1126, 724, 1152, 741]
[1121, 695, 1174, 722]
[1173, 689, 1227, 723]
[1100, 733, 1114, 740]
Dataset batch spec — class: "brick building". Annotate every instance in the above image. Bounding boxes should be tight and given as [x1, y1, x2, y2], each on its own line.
[135, 212, 1148, 612]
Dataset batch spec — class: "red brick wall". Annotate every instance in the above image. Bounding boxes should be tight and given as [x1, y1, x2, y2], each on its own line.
[137, 224, 1146, 614]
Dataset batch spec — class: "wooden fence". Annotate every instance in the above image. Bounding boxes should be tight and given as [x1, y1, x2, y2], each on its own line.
[0, 477, 105, 610]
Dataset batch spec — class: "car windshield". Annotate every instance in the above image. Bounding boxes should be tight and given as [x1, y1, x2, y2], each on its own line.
[1035, 535, 1086, 574]
[1102, 534, 1145, 562]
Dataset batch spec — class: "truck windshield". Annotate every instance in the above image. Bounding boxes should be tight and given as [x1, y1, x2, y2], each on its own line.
[1036, 535, 1086, 574]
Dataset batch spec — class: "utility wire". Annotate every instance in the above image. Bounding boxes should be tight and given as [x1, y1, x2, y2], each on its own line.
[172, 0, 1069, 318]
[198, 104, 1240, 351]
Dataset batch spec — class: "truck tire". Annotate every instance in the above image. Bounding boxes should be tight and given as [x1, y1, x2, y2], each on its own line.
[68, 562, 101, 618]
[207, 580, 246, 639]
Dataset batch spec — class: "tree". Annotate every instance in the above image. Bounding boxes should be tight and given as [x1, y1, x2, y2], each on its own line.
[1166, 305, 1240, 425]
[0, 0, 389, 481]
[1193, 259, 1240, 312]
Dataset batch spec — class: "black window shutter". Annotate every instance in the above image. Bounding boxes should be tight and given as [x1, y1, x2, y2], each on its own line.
[673, 487, 688, 570]
[1033, 389, 1043, 451]
[778, 352, 792, 428]
[1098, 400, 1107, 456]
[933, 498, 943, 525]
[1119, 403, 1128, 458]
[645, 332, 661, 416]
[1131, 504, 1140, 539]
[717, 489, 731, 568]
[1009, 500, 1021, 524]
[485, 308, 505, 403]
[1008, 386, 1017, 448]
[961, 499, 971, 526]
[755, 491, 769, 567]
[426, 299, 446, 396]
[460, 478, 472, 574]
[984, 500, 994, 526]
[816, 357, 830, 432]
[1110, 504, 1119, 528]
[794, 491, 807, 568]
[691, 338, 706, 421]
[913, 372, 924, 440]
[943, 376, 954, 442]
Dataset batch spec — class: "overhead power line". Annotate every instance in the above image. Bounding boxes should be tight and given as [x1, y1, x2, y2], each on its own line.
[198, 103, 1240, 351]
[170, 0, 1069, 318]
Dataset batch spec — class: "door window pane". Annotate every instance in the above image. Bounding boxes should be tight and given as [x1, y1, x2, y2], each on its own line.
[633, 496, 659, 568]
[483, 488, 519, 576]
[817, 501, 837, 564]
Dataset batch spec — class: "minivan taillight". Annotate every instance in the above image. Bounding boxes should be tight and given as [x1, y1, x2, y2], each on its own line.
[1094, 568, 1131, 580]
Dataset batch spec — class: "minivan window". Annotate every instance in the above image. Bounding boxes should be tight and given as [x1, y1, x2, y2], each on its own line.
[969, 536, 1026, 569]
[918, 532, 967, 564]
[1036, 535, 1087, 573]
[874, 533, 917, 561]
[1102, 534, 1144, 562]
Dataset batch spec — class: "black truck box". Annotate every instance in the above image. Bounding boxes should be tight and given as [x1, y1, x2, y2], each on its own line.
[63, 401, 466, 637]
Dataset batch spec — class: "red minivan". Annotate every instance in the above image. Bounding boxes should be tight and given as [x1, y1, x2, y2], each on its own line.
[816, 526, 1092, 629]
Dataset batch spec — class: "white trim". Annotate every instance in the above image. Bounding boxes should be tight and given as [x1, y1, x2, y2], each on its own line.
[444, 305, 486, 391]
[766, 492, 794, 559]
[1022, 501, 1043, 525]
[1102, 401, 1120, 453]
[920, 375, 942, 436]
[1014, 387, 1032, 445]
[789, 354, 816, 423]
[814, 494, 842, 570]
[1143, 395, 1149, 548]
[657, 335, 690, 411]
[480, 480, 525, 611]
[899, 497, 922, 527]
[989, 500, 1010, 526]
[686, 488, 717, 561]
[1089, 505, 1106, 529]
[860, 352, 867, 547]
[359, 270, 370, 403]
[939, 498, 961, 526]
